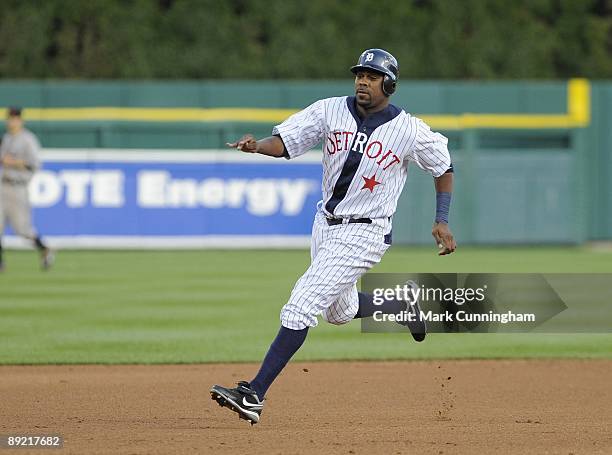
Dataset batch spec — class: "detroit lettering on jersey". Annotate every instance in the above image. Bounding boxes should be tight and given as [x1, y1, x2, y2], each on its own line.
[273, 96, 451, 219]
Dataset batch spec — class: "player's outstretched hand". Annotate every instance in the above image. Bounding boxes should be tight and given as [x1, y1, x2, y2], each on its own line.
[432, 222, 456, 256]
[227, 134, 258, 153]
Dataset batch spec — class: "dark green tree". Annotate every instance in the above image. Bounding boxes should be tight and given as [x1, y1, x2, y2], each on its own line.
[0, 0, 610, 79]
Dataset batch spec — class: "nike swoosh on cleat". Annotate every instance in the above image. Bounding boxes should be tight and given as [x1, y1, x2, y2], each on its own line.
[242, 397, 263, 408]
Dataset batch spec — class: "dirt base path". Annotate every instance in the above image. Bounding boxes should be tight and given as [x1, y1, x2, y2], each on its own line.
[1, 360, 611, 454]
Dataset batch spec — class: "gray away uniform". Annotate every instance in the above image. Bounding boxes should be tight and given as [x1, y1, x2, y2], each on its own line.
[0, 128, 41, 238]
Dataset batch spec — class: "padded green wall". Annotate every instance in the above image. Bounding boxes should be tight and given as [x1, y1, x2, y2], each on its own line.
[0, 80, 609, 243]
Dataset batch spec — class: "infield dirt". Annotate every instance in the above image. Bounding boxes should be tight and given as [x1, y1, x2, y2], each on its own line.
[1, 360, 611, 454]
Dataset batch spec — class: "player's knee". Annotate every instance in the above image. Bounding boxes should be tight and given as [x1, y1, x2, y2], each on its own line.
[321, 308, 352, 325]
[14, 228, 35, 239]
[280, 301, 318, 329]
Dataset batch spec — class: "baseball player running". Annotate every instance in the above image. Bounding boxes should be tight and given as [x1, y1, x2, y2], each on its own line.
[211, 49, 456, 424]
[0, 106, 54, 272]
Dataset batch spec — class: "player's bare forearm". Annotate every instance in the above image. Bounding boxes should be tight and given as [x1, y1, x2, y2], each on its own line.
[434, 172, 453, 193]
[432, 172, 456, 255]
[226, 134, 285, 158]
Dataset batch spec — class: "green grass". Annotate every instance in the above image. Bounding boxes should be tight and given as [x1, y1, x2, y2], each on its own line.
[1, 247, 611, 364]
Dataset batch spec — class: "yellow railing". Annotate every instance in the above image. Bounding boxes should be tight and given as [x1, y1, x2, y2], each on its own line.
[420, 78, 590, 129]
[11, 79, 590, 129]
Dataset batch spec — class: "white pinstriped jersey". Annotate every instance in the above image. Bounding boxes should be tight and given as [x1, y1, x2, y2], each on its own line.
[273, 96, 451, 219]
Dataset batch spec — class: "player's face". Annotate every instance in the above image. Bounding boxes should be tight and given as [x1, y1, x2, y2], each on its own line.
[354, 70, 387, 110]
[6, 115, 23, 133]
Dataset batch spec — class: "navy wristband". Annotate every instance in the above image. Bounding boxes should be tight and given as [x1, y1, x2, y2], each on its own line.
[435, 192, 451, 224]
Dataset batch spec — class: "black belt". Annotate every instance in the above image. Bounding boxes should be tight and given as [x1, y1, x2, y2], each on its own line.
[326, 217, 372, 226]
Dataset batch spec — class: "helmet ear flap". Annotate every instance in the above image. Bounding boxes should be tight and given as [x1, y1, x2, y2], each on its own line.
[383, 75, 396, 96]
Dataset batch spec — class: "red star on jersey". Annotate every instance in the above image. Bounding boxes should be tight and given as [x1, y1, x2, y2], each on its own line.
[361, 173, 381, 192]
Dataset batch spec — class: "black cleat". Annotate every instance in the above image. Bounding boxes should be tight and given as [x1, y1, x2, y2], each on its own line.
[403, 280, 427, 342]
[210, 381, 264, 425]
[41, 248, 55, 270]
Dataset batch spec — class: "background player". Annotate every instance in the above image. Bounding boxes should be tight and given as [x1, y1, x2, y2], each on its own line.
[211, 49, 456, 424]
[0, 106, 54, 271]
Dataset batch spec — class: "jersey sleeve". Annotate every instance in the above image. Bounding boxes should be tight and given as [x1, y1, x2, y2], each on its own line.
[272, 99, 326, 159]
[407, 118, 452, 177]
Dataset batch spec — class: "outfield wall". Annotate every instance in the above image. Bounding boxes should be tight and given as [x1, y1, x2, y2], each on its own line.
[0, 80, 610, 244]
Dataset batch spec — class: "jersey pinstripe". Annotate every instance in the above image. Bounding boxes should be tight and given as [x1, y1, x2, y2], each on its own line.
[273, 96, 451, 219]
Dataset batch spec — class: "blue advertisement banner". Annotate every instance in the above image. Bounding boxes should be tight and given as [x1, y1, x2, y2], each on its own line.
[5, 150, 323, 248]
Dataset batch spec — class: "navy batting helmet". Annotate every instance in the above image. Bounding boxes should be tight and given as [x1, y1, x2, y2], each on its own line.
[350, 49, 399, 96]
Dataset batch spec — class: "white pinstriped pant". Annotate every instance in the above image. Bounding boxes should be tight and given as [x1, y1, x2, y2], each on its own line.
[280, 209, 391, 330]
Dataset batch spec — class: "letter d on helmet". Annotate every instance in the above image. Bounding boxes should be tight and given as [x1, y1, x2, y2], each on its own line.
[350, 48, 399, 96]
